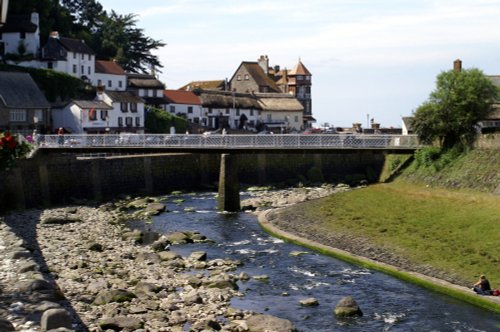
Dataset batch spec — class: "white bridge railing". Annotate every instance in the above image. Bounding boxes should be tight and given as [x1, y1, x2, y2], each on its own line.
[34, 134, 421, 149]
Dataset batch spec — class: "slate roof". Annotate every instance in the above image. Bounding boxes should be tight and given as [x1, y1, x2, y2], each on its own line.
[179, 80, 226, 91]
[42, 36, 95, 60]
[73, 100, 113, 110]
[95, 61, 125, 75]
[104, 91, 144, 103]
[163, 90, 201, 105]
[288, 60, 312, 76]
[0, 14, 37, 33]
[0, 72, 50, 109]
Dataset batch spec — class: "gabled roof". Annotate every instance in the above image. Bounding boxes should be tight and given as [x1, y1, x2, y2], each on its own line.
[288, 60, 311, 76]
[0, 14, 37, 33]
[73, 100, 113, 110]
[256, 93, 304, 112]
[104, 91, 144, 103]
[0, 72, 50, 109]
[231, 62, 280, 92]
[95, 60, 125, 75]
[164, 90, 201, 105]
[179, 80, 226, 91]
[402, 116, 414, 130]
[59, 37, 95, 54]
[127, 73, 165, 89]
[42, 36, 95, 60]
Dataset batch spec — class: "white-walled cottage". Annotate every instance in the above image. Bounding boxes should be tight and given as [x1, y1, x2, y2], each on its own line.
[163, 90, 203, 125]
[0, 12, 40, 60]
[94, 60, 127, 91]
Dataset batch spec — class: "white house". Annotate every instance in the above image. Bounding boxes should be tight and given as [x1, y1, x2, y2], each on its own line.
[0, 12, 40, 60]
[257, 93, 304, 131]
[94, 60, 127, 91]
[96, 89, 145, 134]
[163, 89, 203, 125]
[52, 100, 113, 134]
[40, 31, 96, 82]
[127, 73, 167, 109]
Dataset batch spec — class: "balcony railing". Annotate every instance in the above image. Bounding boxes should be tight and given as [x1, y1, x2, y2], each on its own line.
[33, 134, 422, 150]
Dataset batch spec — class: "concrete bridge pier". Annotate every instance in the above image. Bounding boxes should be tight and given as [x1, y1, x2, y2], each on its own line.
[218, 154, 240, 212]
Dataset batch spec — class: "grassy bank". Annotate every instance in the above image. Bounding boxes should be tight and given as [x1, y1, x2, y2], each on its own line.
[303, 182, 499, 286]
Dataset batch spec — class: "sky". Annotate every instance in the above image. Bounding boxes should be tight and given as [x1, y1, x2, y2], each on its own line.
[98, 0, 500, 128]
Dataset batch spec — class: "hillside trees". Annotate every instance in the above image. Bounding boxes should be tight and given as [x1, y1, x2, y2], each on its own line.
[413, 68, 498, 149]
[8, 0, 164, 73]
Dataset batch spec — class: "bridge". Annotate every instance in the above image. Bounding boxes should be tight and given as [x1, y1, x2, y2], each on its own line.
[34, 133, 421, 154]
[30, 133, 422, 212]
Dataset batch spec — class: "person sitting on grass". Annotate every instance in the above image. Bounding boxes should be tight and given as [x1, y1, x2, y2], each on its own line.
[473, 275, 492, 295]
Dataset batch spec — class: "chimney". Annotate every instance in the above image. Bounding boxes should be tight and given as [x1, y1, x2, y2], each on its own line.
[96, 85, 105, 100]
[49, 31, 60, 39]
[258, 55, 269, 75]
[453, 59, 462, 72]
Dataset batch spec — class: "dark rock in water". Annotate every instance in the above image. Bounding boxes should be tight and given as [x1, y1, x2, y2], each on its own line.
[334, 296, 363, 317]
[93, 289, 137, 305]
[189, 251, 207, 261]
[99, 316, 143, 331]
[246, 314, 297, 332]
[151, 236, 171, 252]
[166, 231, 194, 244]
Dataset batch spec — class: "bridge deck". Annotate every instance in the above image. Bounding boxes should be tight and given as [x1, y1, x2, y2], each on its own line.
[34, 134, 421, 153]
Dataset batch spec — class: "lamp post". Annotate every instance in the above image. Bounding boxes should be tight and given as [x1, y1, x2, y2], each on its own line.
[0, 0, 9, 26]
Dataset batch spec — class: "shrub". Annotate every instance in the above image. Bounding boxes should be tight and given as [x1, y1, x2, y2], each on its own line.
[0, 132, 32, 171]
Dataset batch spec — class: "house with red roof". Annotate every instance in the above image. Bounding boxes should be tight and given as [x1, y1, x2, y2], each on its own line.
[94, 60, 127, 91]
[163, 89, 203, 125]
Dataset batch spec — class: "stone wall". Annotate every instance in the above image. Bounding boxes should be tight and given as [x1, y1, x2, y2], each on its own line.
[475, 133, 500, 149]
[0, 151, 386, 211]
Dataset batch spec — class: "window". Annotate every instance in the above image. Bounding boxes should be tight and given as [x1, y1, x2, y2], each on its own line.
[267, 114, 272, 121]
[81, 53, 84, 60]
[108, 80, 112, 88]
[88, 67, 91, 75]
[135, 117, 141, 127]
[188, 106, 193, 114]
[34, 109, 43, 122]
[97, 79, 102, 86]
[225, 109, 230, 114]
[169, 106, 175, 113]
[237, 75, 241, 81]
[48, 62, 53, 69]
[236, 109, 240, 116]
[10, 109, 26, 122]
[81, 65, 84, 74]
[118, 81, 123, 88]
[72, 64, 77, 73]
[295, 115, 299, 122]
[118, 117, 123, 127]
[250, 109, 254, 116]
[20, 32, 26, 39]
[125, 117, 133, 127]
[306, 76, 311, 81]
[121, 102, 128, 112]
[208, 108, 212, 114]
[100, 110, 108, 121]
[73, 53, 76, 59]
[130, 103, 137, 113]
[297, 75, 303, 80]
[244, 74, 249, 80]
[88, 54, 91, 60]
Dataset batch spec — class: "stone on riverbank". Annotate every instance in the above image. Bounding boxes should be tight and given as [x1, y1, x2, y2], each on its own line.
[93, 289, 137, 305]
[40, 308, 72, 331]
[246, 314, 297, 332]
[99, 316, 143, 331]
[334, 296, 363, 317]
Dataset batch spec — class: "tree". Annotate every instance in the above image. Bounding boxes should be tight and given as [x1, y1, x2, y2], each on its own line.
[413, 68, 499, 149]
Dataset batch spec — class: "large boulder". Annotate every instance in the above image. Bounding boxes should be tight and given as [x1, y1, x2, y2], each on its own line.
[0, 319, 15, 331]
[145, 203, 167, 215]
[40, 308, 72, 331]
[246, 314, 297, 332]
[165, 231, 194, 244]
[334, 296, 363, 317]
[41, 214, 82, 224]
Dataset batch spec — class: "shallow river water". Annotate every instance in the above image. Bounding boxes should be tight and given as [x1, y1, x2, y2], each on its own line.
[137, 191, 500, 331]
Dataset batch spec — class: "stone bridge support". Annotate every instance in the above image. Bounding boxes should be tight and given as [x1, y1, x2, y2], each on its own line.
[218, 154, 240, 212]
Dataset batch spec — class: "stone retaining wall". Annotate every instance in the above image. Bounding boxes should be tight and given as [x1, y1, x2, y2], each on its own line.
[0, 151, 386, 211]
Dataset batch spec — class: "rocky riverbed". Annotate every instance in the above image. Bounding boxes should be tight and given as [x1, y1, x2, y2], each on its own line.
[0, 201, 299, 331]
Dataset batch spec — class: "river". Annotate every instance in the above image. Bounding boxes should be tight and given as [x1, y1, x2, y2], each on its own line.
[132, 191, 500, 331]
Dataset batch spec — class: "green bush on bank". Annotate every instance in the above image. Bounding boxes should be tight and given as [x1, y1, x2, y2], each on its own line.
[145, 107, 188, 134]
